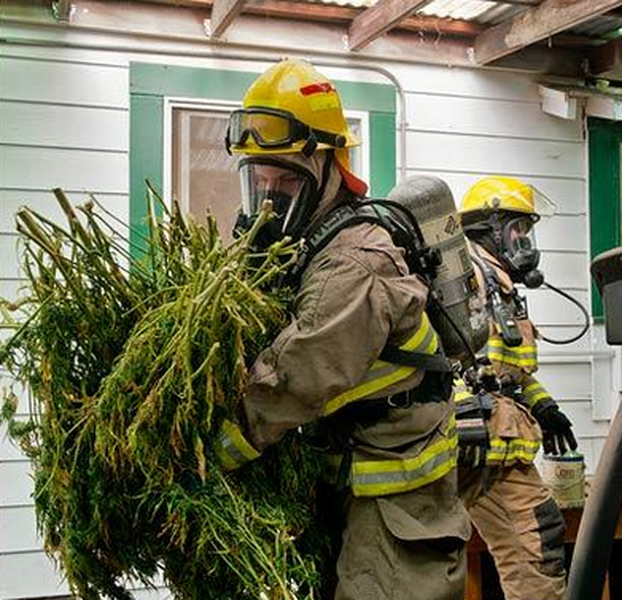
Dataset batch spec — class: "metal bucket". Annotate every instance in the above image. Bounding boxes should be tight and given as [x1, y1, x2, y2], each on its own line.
[540, 452, 586, 508]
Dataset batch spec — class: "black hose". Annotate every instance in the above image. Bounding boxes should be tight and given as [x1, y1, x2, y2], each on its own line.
[565, 402, 622, 600]
[539, 281, 590, 345]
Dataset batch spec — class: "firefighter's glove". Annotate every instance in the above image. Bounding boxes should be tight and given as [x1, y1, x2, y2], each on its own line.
[532, 403, 577, 456]
[456, 392, 492, 468]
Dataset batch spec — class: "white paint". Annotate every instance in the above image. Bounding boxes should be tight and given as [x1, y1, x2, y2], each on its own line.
[538, 85, 579, 121]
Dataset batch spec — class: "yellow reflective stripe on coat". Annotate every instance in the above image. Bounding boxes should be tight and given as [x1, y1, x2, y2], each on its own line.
[487, 338, 537, 369]
[486, 436, 540, 465]
[522, 381, 551, 408]
[322, 313, 439, 417]
[453, 378, 473, 403]
[350, 417, 458, 497]
[215, 419, 260, 471]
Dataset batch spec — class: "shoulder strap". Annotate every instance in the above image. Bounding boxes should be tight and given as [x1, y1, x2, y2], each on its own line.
[288, 200, 398, 286]
[379, 346, 454, 372]
[470, 246, 500, 299]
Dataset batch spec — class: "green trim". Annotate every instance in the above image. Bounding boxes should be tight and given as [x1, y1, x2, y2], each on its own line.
[588, 118, 622, 320]
[369, 112, 396, 197]
[130, 62, 396, 256]
[131, 64, 257, 102]
[130, 94, 163, 254]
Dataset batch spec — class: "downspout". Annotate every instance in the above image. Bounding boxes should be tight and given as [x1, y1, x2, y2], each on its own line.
[0, 34, 408, 182]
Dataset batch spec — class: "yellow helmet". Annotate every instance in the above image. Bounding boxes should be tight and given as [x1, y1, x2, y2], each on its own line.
[227, 59, 359, 167]
[460, 176, 555, 219]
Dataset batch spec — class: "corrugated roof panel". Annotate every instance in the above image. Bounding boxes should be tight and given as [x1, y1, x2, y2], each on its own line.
[569, 14, 622, 38]
[420, 0, 496, 21]
[306, 0, 375, 8]
[469, 2, 524, 26]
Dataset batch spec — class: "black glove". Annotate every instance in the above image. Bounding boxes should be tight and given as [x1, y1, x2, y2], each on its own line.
[532, 402, 577, 456]
[456, 392, 492, 468]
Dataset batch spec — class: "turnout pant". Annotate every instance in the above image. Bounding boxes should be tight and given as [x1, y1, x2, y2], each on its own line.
[334, 473, 471, 600]
[465, 463, 566, 600]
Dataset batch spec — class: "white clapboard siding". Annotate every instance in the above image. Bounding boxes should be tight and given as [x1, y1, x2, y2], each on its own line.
[0, 553, 70, 600]
[0, 461, 34, 507]
[537, 215, 587, 251]
[0, 55, 129, 108]
[523, 288, 589, 325]
[0, 233, 20, 281]
[0, 277, 27, 303]
[0, 505, 41, 553]
[538, 328, 593, 356]
[0, 32, 137, 600]
[0, 101, 129, 151]
[535, 362, 592, 400]
[390, 63, 542, 101]
[0, 428, 26, 463]
[1, 146, 129, 194]
[405, 93, 583, 142]
[1, 552, 170, 600]
[533, 253, 589, 291]
[404, 132, 584, 178]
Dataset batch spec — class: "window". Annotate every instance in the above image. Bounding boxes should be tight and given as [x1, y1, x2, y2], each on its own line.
[165, 100, 239, 242]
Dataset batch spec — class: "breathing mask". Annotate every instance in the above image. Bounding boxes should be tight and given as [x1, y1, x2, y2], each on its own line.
[235, 156, 319, 247]
[498, 213, 544, 289]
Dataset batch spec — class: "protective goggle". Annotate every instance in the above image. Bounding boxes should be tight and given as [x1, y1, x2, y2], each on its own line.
[226, 108, 346, 155]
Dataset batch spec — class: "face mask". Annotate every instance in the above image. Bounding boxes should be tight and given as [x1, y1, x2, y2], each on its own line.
[499, 216, 544, 288]
[233, 190, 294, 249]
[237, 157, 318, 245]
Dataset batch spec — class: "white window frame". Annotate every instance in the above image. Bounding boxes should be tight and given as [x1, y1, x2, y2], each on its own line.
[163, 98, 371, 213]
[163, 97, 240, 212]
[344, 109, 371, 186]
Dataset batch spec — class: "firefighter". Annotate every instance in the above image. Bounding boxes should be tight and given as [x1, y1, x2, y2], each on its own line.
[216, 58, 471, 600]
[457, 176, 578, 600]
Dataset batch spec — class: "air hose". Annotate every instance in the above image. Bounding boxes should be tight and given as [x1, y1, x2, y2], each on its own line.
[539, 281, 590, 345]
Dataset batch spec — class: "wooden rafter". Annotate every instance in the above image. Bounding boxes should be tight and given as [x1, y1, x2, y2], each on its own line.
[347, 0, 429, 51]
[209, 0, 246, 38]
[475, 0, 622, 65]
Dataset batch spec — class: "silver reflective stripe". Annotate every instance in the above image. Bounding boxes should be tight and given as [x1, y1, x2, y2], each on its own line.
[351, 427, 458, 496]
[219, 431, 249, 468]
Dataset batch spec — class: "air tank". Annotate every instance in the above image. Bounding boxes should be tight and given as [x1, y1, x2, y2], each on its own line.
[388, 175, 488, 363]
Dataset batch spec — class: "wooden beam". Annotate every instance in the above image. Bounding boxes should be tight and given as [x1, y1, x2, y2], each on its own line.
[347, 0, 429, 51]
[208, 0, 246, 38]
[475, 0, 622, 65]
[590, 39, 622, 77]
